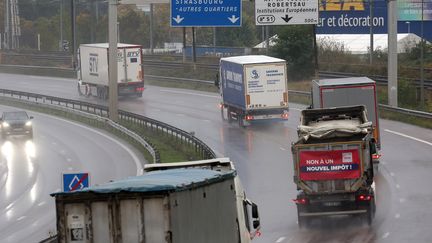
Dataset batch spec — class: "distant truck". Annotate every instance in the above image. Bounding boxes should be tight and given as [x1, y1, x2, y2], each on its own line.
[292, 106, 377, 227]
[52, 158, 260, 243]
[311, 77, 380, 149]
[77, 43, 145, 99]
[216, 55, 289, 127]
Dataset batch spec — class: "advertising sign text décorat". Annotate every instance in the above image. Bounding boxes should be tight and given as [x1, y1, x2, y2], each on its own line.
[299, 149, 361, 181]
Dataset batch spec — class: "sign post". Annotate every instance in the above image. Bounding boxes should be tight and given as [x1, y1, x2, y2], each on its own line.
[255, 0, 319, 26]
[63, 173, 90, 192]
[170, 0, 241, 27]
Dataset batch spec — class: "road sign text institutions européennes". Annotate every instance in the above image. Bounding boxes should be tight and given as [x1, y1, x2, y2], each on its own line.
[255, 0, 319, 25]
[171, 0, 242, 27]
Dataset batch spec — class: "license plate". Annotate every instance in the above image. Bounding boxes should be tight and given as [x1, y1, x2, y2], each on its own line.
[323, 202, 341, 207]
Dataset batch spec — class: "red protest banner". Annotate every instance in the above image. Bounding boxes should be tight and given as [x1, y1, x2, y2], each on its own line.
[299, 149, 361, 181]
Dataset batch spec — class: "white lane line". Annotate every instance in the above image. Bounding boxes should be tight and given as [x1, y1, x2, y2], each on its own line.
[176, 113, 185, 117]
[390, 172, 395, 177]
[202, 119, 211, 122]
[276, 236, 286, 242]
[37, 113, 144, 176]
[382, 232, 390, 239]
[280, 147, 287, 151]
[160, 89, 219, 99]
[385, 129, 432, 146]
[17, 216, 26, 221]
[67, 158, 72, 162]
[395, 213, 401, 219]
[290, 108, 303, 111]
[37, 201, 46, 207]
[395, 184, 400, 189]
[399, 198, 406, 203]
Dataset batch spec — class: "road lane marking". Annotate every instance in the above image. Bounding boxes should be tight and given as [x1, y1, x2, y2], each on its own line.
[67, 158, 72, 162]
[202, 119, 211, 122]
[395, 213, 400, 219]
[17, 216, 26, 221]
[37, 201, 46, 207]
[395, 184, 400, 189]
[390, 172, 395, 177]
[399, 198, 406, 203]
[385, 129, 432, 146]
[280, 147, 287, 151]
[276, 237, 286, 242]
[160, 89, 219, 99]
[382, 232, 390, 239]
[38, 113, 144, 176]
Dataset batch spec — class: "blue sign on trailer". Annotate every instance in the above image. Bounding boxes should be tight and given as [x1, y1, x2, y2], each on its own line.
[170, 0, 241, 27]
[63, 173, 89, 192]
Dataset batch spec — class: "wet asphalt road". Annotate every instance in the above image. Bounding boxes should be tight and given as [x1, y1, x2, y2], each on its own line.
[1, 73, 432, 242]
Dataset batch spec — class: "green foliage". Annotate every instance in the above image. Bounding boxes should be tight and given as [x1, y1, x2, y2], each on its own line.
[271, 25, 315, 81]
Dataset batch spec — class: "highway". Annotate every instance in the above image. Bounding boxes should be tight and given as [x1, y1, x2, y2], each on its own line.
[0, 99, 145, 242]
[1, 73, 432, 242]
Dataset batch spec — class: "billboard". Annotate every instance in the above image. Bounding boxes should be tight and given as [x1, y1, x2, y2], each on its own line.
[398, 0, 432, 21]
[316, 0, 432, 41]
[299, 149, 361, 181]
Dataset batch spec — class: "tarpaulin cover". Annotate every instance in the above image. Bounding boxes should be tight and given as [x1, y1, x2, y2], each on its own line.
[52, 168, 236, 196]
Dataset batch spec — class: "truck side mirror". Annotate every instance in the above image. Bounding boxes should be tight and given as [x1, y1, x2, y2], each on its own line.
[214, 73, 220, 89]
[252, 203, 259, 218]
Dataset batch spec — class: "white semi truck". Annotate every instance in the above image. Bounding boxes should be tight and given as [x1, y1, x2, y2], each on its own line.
[216, 55, 289, 127]
[51, 158, 261, 243]
[77, 43, 145, 99]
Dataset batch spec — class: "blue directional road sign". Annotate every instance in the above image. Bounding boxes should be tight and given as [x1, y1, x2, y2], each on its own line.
[171, 0, 241, 27]
[63, 173, 89, 192]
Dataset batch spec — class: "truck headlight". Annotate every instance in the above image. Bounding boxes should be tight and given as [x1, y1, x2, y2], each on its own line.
[25, 121, 32, 126]
[2, 122, 9, 128]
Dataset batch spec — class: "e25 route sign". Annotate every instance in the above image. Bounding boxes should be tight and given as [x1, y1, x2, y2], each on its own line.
[63, 173, 90, 192]
[171, 0, 241, 27]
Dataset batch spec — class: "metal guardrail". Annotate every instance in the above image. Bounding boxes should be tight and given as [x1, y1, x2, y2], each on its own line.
[0, 89, 217, 162]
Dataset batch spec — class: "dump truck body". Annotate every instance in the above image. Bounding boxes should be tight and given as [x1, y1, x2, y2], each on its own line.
[292, 106, 377, 227]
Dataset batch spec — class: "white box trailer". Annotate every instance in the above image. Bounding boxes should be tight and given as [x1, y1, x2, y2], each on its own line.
[52, 158, 260, 243]
[312, 77, 380, 149]
[77, 43, 144, 99]
[217, 55, 289, 127]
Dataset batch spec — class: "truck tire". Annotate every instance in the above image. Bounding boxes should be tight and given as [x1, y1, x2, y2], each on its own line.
[364, 199, 375, 226]
[297, 209, 308, 229]
[227, 107, 233, 123]
[238, 115, 246, 128]
[220, 105, 225, 120]
[102, 87, 108, 100]
[77, 83, 83, 96]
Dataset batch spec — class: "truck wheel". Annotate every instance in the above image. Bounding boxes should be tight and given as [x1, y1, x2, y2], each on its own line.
[364, 200, 374, 226]
[220, 105, 225, 120]
[238, 116, 246, 128]
[227, 108, 233, 123]
[297, 209, 308, 229]
[102, 87, 109, 100]
[77, 83, 83, 96]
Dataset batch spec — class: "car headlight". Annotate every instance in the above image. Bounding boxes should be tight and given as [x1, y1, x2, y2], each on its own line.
[25, 121, 32, 126]
[2, 122, 9, 128]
